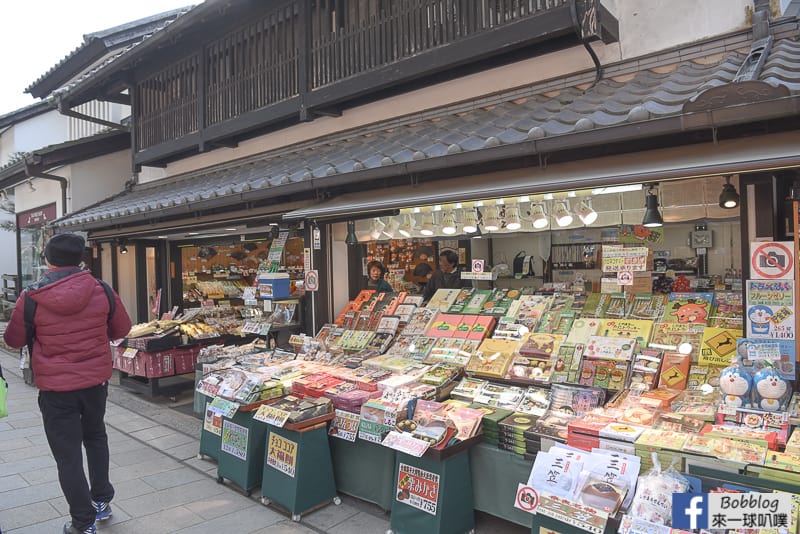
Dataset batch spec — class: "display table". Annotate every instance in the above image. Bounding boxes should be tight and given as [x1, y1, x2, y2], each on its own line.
[389, 447, 475, 534]
[260, 420, 339, 521]
[329, 436, 396, 511]
[216, 407, 269, 494]
[469, 443, 534, 528]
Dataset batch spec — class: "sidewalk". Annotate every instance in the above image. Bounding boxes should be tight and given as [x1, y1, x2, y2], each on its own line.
[0, 350, 525, 533]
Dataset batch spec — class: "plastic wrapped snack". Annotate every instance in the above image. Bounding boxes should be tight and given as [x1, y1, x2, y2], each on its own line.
[628, 454, 691, 525]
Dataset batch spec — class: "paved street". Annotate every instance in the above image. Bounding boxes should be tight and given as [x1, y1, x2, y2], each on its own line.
[0, 349, 525, 533]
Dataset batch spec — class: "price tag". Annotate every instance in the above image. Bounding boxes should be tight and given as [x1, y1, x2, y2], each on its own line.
[381, 430, 429, 457]
[122, 347, 138, 359]
[252, 404, 291, 427]
[207, 397, 239, 418]
[329, 409, 360, 442]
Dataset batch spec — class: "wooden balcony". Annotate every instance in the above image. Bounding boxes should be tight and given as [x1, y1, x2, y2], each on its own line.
[133, 0, 617, 165]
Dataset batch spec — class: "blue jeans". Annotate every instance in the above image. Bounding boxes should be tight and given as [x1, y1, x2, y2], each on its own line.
[39, 383, 114, 530]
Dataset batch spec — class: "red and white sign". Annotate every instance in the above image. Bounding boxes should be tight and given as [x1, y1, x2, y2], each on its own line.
[751, 242, 794, 280]
[304, 269, 319, 291]
[514, 484, 539, 513]
[617, 271, 633, 286]
[471, 259, 485, 273]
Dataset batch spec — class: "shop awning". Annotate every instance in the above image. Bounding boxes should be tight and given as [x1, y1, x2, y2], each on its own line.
[282, 131, 800, 221]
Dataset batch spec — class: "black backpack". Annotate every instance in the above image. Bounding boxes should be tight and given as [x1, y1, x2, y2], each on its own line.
[24, 279, 115, 356]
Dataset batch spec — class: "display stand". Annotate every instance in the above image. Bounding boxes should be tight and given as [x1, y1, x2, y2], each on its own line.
[388, 441, 477, 534]
[198, 397, 222, 461]
[260, 419, 340, 521]
[215, 405, 269, 495]
[469, 443, 534, 527]
[329, 436, 396, 511]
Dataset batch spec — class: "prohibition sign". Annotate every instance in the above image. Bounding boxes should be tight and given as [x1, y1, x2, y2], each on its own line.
[751, 242, 793, 279]
[515, 484, 539, 513]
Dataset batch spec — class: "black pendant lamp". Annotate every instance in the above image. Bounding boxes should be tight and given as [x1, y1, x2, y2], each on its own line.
[719, 176, 740, 209]
[345, 220, 358, 245]
[642, 184, 664, 228]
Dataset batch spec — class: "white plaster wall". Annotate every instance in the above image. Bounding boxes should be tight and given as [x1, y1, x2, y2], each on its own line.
[0, 206, 17, 276]
[0, 128, 16, 165]
[12, 110, 71, 154]
[69, 150, 131, 211]
[13, 177, 65, 216]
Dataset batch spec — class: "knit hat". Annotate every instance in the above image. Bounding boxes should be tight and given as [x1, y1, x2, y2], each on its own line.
[44, 233, 85, 267]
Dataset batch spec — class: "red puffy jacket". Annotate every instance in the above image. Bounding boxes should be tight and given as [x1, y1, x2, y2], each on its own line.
[3, 267, 132, 392]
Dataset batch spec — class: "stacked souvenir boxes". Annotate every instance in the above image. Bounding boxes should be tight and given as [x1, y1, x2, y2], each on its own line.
[469, 405, 513, 447]
[633, 428, 688, 472]
[498, 413, 538, 455]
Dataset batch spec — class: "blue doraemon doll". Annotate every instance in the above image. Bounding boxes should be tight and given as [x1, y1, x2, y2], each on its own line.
[753, 365, 788, 412]
[719, 365, 752, 408]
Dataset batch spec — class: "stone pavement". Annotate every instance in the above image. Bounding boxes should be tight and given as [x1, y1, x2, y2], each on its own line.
[0, 349, 526, 534]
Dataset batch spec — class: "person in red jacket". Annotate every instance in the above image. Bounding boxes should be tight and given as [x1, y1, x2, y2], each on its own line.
[3, 233, 132, 534]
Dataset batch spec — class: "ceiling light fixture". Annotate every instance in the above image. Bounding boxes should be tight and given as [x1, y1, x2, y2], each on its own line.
[530, 203, 548, 229]
[119, 239, 128, 254]
[462, 208, 479, 233]
[642, 184, 664, 227]
[441, 210, 457, 235]
[553, 200, 573, 227]
[505, 205, 522, 230]
[345, 220, 358, 245]
[719, 175, 740, 209]
[398, 214, 416, 237]
[482, 206, 501, 232]
[419, 212, 436, 236]
[575, 199, 598, 225]
[382, 216, 400, 238]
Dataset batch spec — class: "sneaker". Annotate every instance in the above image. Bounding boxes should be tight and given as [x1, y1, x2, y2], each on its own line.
[93, 501, 112, 522]
[63, 522, 96, 534]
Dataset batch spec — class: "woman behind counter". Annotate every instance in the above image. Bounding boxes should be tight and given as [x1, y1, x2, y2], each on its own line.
[367, 260, 393, 292]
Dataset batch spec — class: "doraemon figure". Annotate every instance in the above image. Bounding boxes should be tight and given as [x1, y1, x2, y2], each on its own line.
[753, 366, 788, 412]
[719, 365, 752, 408]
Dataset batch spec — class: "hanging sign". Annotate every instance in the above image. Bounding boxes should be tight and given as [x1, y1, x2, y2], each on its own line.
[602, 246, 648, 273]
[750, 242, 794, 280]
[266, 433, 297, 478]
[305, 270, 319, 291]
[313, 227, 321, 250]
[303, 247, 311, 272]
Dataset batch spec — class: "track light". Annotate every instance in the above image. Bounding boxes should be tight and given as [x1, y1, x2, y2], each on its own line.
[505, 205, 522, 230]
[382, 217, 400, 238]
[719, 176, 739, 209]
[530, 203, 548, 229]
[483, 206, 500, 231]
[419, 212, 435, 236]
[462, 208, 479, 233]
[370, 218, 386, 240]
[398, 214, 415, 237]
[642, 184, 664, 227]
[575, 199, 598, 225]
[441, 210, 457, 235]
[345, 220, 358, 245]
[553, 200, 573, 227]
[119, 239, 128, 254]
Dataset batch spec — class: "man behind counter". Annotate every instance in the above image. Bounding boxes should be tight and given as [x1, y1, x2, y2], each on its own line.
[422, 249, 468, 301]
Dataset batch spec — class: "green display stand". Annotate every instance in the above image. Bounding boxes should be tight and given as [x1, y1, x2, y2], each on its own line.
[469, 443, 534, 528]
[193, 367, 206, 415]
[261, 422, 340, 521]
[198, 399, 222, 461]
[216, 409, 268, 494]
[329, 436, 396, 511]
[389, 449, 475, 534]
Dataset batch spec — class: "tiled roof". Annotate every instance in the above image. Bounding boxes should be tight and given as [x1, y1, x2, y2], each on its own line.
[53, 37, 800, 229]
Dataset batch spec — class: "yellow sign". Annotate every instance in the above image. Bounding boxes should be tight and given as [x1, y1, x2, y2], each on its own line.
[267, 433, 297, 478]
[602, 246, 649, 273]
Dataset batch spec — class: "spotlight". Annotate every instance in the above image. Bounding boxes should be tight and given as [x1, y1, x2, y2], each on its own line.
[530, 203, 548, 229]
[471, 225, 483, 239]
[642, 184, 664, 228]
[505, 205, 522, 230]
[719, 176, 739, 209]
[119, 239, 128, 254]
[345, 220, 358, 245]
[398, 214, 416, 237]
[370, 218, 386, 240]
[553, 200, 573, 227]
[483, 206, 501, 231]
[441, 210, 457, 235]
[462, 208, 479, 233]
[575, 199, 598, 225]
[382, 217, 400, 238]
[419, 212, 435, 236]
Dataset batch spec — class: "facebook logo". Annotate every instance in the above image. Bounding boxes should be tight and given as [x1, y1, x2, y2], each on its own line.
[673, 493, 708, 529]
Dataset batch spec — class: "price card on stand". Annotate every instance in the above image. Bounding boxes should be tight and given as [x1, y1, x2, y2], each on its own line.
[329, 409, 360, 441]
[266, 432, 297, 478]
[121, 347, 138, 359]
[207, 397, 239, 418]
[536, 490, 608, 534]
[396, 463, 440, 516]
[253, 404, 291, 427]
[381, 431, 429, 457]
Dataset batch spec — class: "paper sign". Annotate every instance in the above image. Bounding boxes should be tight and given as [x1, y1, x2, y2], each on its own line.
[208, 397, 239, 418]
[750, 241, 794, 280]
[381, 431, 430, 457]
[329, 409, 360, 442]
[602, 246, 648, 273]
[397, 463, 440, 516]
[266, 432, 297, 478]
[514, 483, 539, 513]
[617, 271, 633, 286]
[122, 347, 138, 359]
[252, 404, 291, 427]
[221, 420, 248, 461]
[203, 406, 223, 436]
[536, 490, 608, 534]
[305, 270, 319, 291]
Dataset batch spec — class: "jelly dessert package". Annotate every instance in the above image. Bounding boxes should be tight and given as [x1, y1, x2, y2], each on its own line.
[628, 454, 691, 526]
